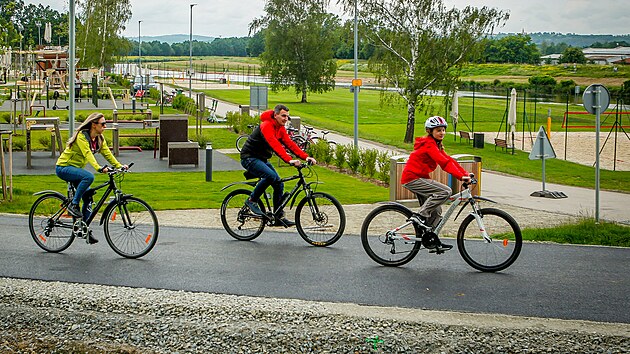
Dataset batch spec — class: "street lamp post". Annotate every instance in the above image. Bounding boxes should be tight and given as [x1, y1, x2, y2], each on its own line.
[36, 21, 42, 47]
[189, 3, 197, 98]
[138, 20, 142, 99]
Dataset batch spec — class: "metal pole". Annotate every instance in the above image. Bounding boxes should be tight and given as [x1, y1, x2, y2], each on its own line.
[138, 20, 142, 97]
[189, 4, 197, 98]
[595, 87, 601, 223]
[353, 0, 359, 148]
[68, 1, 76, 132]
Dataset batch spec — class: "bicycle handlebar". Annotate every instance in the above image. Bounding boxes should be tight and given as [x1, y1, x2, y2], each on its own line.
[102, 162, 134, 175]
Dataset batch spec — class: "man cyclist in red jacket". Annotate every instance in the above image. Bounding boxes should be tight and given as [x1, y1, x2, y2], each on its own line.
[401, 116, 472, 251]
[240, 104, 317, 227]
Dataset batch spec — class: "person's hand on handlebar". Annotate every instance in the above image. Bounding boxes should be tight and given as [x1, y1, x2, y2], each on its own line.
[461, 173, 474, 183]
[305, 156, 317, 165]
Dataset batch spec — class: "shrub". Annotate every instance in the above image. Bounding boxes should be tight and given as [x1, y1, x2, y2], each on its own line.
[347, 145, 361, 174]
[172, 93, 195, 111]
[333, 144, 347, 170]
[361, 148, 378, 178]
[226, 111, 258, 134]
[12, 139, 26, 151]
[0, 113, 10, 123]
[377, 151, 391, 184]
[125, 137, 155, 150]
[38, 135, 51, 150]
[194, 133, 211, 148]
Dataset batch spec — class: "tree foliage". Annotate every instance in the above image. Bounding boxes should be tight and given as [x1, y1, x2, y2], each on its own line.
[250, 0, 338, 103]
[480, 34, 540, 64]
[560, 46, 587, 64]
[1, 0, 68, 50]
[338, 0, 508, 142]
[76, 0, 132, 68]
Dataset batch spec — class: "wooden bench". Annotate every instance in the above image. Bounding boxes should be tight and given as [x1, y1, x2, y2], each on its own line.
[459, 131, 473, 144]
[167, 141, 199, 167]
[494, 138, 513, 152]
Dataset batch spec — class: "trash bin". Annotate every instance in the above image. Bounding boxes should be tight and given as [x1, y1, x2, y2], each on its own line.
[473, 133, 485, 149]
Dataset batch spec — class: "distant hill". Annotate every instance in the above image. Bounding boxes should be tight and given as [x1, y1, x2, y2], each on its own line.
[130, 34, 215, 44]
[495, 32, 630, 48]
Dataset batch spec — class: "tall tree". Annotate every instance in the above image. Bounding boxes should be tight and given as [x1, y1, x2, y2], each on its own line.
[338, 0, 508, 142]
[250, 0, 338, 103]
[560, 47, 587, 64]
[76, 0, 131, 68]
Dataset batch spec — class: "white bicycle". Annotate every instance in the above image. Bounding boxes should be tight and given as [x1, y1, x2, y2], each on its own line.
[360, 176, 522, 272]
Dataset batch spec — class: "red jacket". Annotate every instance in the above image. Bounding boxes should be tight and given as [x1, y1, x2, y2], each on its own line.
[240, 110, 308, 163]
[400, 136, 469, 184]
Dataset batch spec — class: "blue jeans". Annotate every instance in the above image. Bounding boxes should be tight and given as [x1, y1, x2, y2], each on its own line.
[241, 157, 284, 211]
[56, 165, 94, 217]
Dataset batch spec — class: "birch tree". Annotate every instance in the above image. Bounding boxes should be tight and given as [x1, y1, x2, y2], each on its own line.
[77, 0, 131, 68]
[250, 0, 338, 103]
[338, 0, 508, 142]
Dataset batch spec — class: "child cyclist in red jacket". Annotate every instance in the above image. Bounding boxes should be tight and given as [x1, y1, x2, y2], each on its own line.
[401, 116, 472, 251]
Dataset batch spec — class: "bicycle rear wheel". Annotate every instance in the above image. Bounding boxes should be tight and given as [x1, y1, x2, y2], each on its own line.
[457, 208, 522, 272]
[236, 135, 248, 152]
[221, 189, 266, 241]
[103, 197, 159, 259]
[361, 204, 421, 266]
[28, 194, 75, 252]
[295, 192, 345, 246]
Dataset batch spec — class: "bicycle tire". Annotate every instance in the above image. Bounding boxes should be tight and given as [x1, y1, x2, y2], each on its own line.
[103, 196, 159, 259]
[28, 194, 75, 253]
[236, 135, 248, 152]
[295, 192, 346, 247]
[360, 204, 422, 266]
[221, 189, 266, 241]
[457, 207, 522, 272]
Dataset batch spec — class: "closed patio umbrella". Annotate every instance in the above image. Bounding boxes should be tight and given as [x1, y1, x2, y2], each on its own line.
[508, 88, 517, 147]
[450, 89, 459, 140]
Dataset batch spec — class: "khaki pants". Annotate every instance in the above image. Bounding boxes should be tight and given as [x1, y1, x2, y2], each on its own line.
[403, 178, 451, 227]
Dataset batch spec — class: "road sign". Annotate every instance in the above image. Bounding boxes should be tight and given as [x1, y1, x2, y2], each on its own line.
[529, 126, 556, 160]
[582, 84, 610, 115]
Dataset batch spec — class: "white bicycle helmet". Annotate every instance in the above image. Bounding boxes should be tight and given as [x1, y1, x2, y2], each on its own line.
[425, 116, 448, 129]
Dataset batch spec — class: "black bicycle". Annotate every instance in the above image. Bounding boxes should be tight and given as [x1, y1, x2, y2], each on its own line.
[28, 163, 159, 258]
[220, 163, 346, 246]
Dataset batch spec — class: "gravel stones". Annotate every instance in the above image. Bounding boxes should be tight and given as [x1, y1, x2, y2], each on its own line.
[1, 278, 628, 353]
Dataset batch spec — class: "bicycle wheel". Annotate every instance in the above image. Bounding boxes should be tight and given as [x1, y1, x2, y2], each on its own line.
[236, 135, 248, 152]
[361, 204, 421, 267]
[221, 189, 266, 241]
[29, 194, 75, 252]
[457, 207, 522, 272]
[103, 197, 159, 259]
[295, 192, 345, 246]
[291, 136, 308, 151]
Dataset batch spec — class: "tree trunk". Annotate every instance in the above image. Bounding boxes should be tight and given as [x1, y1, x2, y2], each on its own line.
[404, 102, 416, 143]
[301, 89, 307, 103]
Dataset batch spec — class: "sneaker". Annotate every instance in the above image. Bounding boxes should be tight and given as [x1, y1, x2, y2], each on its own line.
[66, 203, 83, 218]
[408, 213, 430, 229]
[272, 217, 296, 227]
[245, 198, 264, 216]
[87, 230, 99, 244]
[429, 241, 453, 253]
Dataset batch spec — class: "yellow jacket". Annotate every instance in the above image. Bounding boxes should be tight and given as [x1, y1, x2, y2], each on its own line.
[56, 131, 122, 171]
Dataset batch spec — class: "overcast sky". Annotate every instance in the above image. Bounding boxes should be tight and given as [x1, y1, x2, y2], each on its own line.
[24, 0, 630, 38]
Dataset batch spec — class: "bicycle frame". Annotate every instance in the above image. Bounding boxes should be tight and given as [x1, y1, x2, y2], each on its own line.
[221, 165, 321, 219]
[387, 184, 496, 243]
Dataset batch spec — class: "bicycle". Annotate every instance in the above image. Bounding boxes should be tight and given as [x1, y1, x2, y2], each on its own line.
[235, 124, 257, 152]
[28, 163, 159, 259]
[360, 176, 522, 272]
[220, 162, 346, 247]
[293, 126, 337, 151]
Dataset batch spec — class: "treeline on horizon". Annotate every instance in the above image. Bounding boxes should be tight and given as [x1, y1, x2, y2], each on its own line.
[123, 31, 630, 64]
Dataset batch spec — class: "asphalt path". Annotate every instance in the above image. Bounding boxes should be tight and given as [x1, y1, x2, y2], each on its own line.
[1, 214, 629, 324]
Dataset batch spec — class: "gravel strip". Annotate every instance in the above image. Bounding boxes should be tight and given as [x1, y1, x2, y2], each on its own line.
[1, 278, 629, 353]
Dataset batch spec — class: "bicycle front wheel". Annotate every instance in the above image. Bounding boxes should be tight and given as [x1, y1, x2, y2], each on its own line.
[236, 135, 248, 152]
[361, 204, 421, 267]
[295, 192, 345, 246]
[457, 208, 522, 272]
[29, 194, 76, 252]
[104, 197, 159, 259]
[220, 189, 265, 241]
